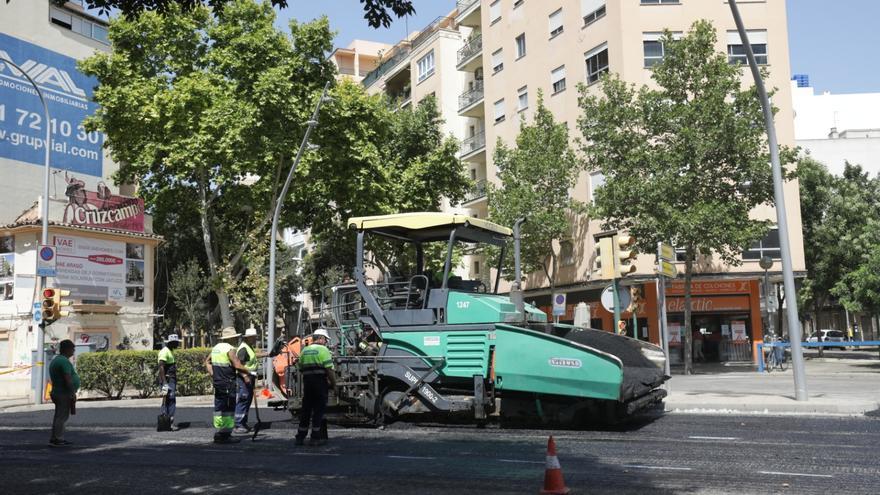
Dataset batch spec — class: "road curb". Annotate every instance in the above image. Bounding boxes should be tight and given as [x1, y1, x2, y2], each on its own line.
[665, 399, 880, 416]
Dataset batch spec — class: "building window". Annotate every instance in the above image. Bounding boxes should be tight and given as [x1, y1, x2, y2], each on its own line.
[0, 236, 14, 301]
[49, 6, 109, 45]
[493, 98, 505, 124]
[584, 44, 609, 85]
[515, 33, 527, 59]
[581, 0, 606, 27]
[517, 86, 528, 111]
[473, 260, 481, 275]
[727, 30, 768, 65]
[490, 0, 501, 24]
[643, 32, 681, 67]
[470, 168, 477, 180]
[561, 241, 575, 266]
[514, 0, 524, 8]
[492, 48, 504, 74]
[743, 228, 781, 260]
[417, 50, 435, 82]
[125, 243, 146, 303]
[551, 65, 566, 94]
[549, 9, 564, 39]
[589, 171, 605, 202]
[640, 0, 679, 4]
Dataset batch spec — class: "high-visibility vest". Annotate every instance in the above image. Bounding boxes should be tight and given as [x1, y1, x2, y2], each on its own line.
[297, 344, 334, 376]
[210, 342, 235, 386]
[238, 342, 257, 372]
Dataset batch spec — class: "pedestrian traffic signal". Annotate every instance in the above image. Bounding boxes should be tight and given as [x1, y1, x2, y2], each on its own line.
[593, 237, 615, 280]
[613, 234, 637, 277]
[41, 288, 71, 324]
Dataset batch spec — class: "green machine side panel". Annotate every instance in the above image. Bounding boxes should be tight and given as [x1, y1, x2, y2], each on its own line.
[492, 324, 623, 401]
[381, 330, 490, 379]
[446, 292, 518, 324]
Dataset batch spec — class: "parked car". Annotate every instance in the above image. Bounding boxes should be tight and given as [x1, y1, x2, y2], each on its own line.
[807, 329, 846, 344]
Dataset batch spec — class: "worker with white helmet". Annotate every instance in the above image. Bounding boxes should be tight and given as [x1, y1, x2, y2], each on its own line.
[295, 328, 336, 446]
[233, 326, 267, 434]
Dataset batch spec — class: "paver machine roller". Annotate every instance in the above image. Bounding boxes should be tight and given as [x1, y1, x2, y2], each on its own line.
[272, 213, 668, 427]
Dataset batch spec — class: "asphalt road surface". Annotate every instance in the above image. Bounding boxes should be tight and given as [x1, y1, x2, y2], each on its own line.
[1, 405, 879, 494]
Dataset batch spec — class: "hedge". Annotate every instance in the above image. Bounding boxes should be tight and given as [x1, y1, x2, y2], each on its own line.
[77, 348, 212, 399]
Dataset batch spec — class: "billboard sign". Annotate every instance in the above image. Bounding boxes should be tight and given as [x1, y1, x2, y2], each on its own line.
[54, 234, 126, 303]
[60, 175, 145, 232]
[0, 32, 104, 177]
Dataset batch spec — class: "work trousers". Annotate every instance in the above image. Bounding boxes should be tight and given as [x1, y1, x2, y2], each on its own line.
[296, 375, 328, 441]
[212, 383, 236, 441]
[234, 376, 254, 428]
[50, 393, 73, 442]
[160, 378, 177, 419]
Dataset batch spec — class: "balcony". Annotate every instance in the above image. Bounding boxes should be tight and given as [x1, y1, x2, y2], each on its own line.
[463, 179, 488, 204]
[389, 87, 412, 110]
[458, 80, 484, 115]
[456, 0, 481, 27]
[361, 43, 412, 88]
[456, 34, 483, 72]
[460, 131, 486, 158]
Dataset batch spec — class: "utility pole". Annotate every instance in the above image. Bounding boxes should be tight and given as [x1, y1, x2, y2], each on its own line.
[265, 82, 331, 391]
[728, 0, 808, 401]
[1, 56, 53, 405]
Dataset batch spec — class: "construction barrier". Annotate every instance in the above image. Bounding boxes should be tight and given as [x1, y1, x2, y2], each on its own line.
[757, 340, 880, 372]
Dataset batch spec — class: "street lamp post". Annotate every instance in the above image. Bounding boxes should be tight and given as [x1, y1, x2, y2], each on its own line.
[265, 82, 331, 391]
[1, 56, 53, 405]
[728, 0, 808, 401]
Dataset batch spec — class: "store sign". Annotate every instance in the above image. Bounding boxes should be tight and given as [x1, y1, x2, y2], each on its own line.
[60, 175, 145, 232]
[666, 280, 752, 296]
[0, 33, 104, 177]
[666, 295, 751, 313]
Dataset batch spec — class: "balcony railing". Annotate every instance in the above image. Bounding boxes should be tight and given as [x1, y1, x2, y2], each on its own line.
[389, 87, 412, 109]
[460, 131, 486, 156]
[457, 34, 483, 67]
[362, 43, 412, 88]
[464, 179, 488, 203]
[457, 0, 480, 13]
[458, 80, 484, 111]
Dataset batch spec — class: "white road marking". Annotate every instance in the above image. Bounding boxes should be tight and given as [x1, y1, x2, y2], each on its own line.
[622, 464, 693, 471]
[293, 452, 340, 457]
[688, 436, 740, 441]
[498, 459, 545, 465]
[387, 455, 436, 460]
[758, 471, 833, 478]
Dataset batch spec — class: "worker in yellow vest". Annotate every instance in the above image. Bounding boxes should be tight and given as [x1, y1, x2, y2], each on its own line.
[205, 327, 250, 444]
[233, 326, 267, 434]
[295, 328, 336, 446]
[157, 334, 181, 431]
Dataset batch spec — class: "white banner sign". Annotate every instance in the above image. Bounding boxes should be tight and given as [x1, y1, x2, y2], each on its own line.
[54, 234, 126, 302]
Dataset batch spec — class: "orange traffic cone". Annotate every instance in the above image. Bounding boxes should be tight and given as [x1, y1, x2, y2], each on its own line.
[260, 388, 272, 398]
[540, 436, 570, 495]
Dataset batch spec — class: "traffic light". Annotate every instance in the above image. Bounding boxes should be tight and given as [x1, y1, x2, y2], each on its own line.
[613, 234, 637, 277]
[593, 237, 615, 280]
[41, 288, 71, 325]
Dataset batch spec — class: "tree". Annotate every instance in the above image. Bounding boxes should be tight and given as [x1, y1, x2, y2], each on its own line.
[297, 90, 469, 295]
[41, 0, 416, 28]
[167, 258, 210, 345]
[80, 1, 335, 327]
[577, 21, 796, 374]
[487, 94, 585, 295]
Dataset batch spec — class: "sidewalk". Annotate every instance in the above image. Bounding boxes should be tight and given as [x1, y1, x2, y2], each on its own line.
[665, 357, 880, 415]
[0, 394, 216, 414]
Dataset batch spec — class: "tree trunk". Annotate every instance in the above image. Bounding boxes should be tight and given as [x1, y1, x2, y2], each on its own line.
[683, 247, 695, 375]
[199, 183, 234, 328]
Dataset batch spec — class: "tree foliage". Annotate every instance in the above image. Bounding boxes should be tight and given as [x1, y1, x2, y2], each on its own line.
[487, 94, 584, 293]
[167, 258, 210, 341]
[577, 21, 796, 373]
[44, 0, 416, 28]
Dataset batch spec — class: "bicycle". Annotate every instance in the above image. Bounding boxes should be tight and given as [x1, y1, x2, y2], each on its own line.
[764, 342, 788, 372]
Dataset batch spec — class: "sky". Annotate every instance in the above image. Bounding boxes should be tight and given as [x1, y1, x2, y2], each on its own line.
[277, 0, 880, 95]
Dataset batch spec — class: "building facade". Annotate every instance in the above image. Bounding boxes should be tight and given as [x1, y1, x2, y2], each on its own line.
[359, 0, 805, 364]
[0, 1, 159, 396]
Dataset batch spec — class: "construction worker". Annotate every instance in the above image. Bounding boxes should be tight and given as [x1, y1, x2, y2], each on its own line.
[233, 326, 267, 434]
[295, 328, 336, 446]
[205, 327, 251, 444]
[157, 334, 181, 431]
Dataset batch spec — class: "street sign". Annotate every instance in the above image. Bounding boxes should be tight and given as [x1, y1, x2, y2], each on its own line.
[658, 242, 675, 262]
[600, 285, 631, 313]
[552, 293, 567, 316]
[36, 245, 57, 277]
[33, 302, 42, 324]
[656, 260, 678, 278]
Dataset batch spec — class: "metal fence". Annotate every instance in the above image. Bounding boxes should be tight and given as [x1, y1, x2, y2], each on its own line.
[460, 131, 486, 157]
[457, 34, 483, 66]
[458, 80, 484, 111]
[463, 179, 488, 203]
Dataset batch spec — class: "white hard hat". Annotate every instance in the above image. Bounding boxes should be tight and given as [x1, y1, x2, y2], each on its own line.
[243, 326, 258, 337]
[313, 329, 331, 340]
[164, 334, 180, 343]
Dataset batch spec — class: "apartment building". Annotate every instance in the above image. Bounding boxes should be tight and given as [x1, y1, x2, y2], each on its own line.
[359, 0, 805, 364]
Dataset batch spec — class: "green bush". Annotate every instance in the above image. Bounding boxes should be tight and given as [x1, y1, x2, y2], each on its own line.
[77, 348, 212, 399]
